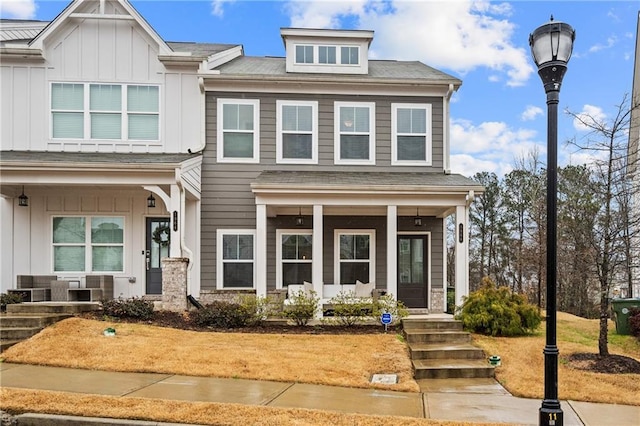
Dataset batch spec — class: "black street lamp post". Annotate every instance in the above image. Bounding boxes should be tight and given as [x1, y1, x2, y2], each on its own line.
[529, 16, 575, 426]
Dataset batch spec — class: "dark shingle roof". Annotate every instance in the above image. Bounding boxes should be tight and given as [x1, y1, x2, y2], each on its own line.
[252, 171, 482, 192]
[166, 42, 239, 57]
[0, 151, 199, 165]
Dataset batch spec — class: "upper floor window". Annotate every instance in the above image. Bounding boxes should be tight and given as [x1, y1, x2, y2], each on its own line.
[391, 103, 432, 166]
[51, 83, 159, 141]
[334, 101, 375, 165]
[341, 46, 359, 65]
[217, 98, 260, 163]
[53, 216, 124, 273]
[276, 100, 318, 164]
[295, 45, 314, 64]
[318, 46, 337, 64]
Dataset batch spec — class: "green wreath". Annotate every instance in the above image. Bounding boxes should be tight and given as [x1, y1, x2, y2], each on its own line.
[152, 224, 171, 247]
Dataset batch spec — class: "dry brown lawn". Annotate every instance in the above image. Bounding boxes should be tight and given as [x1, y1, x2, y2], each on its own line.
[472, 312, 640, 406]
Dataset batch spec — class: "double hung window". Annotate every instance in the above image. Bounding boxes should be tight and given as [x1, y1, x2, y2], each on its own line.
[217, 99, 260, 163]
[277, 231, 313, 287]
[217, 230, 255, 289]
[53, 216, 124, 273]
[51, 83, 159, 140]
[276, 100, 318, 163]
[334, 102, 375, 164]
[391, 103, 432, 165]
[334, 230, 375, 284]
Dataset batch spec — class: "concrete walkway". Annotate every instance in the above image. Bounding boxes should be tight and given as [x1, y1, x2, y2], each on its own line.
[1, 362, 638, 425]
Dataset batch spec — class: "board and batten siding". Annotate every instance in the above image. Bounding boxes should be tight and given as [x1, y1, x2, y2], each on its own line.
[1, 0, 202, 153]
[201, 91, 447, 292]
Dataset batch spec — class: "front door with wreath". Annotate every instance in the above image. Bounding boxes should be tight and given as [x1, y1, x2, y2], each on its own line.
[146, 217, 170, 294]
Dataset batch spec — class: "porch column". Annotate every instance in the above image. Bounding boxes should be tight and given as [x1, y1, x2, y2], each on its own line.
[256, 203, 267, 297]
[169, 184, 182, 258]
[312, 204, 323, 296]
[386, 205, 397, 298]
[455, 204, 470, 308]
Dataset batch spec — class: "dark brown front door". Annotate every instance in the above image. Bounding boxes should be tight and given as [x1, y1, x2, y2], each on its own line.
[397, 235, 428, 308]
[146, 217, 170, 295]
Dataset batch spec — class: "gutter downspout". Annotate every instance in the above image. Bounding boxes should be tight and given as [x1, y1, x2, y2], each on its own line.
[444, 83, 454, 175]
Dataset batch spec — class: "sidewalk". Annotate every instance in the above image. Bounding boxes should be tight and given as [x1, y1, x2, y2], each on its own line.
[1, 362, 639, 425]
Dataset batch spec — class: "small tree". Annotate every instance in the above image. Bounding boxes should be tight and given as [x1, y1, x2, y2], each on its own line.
[281, 290, 319, 326]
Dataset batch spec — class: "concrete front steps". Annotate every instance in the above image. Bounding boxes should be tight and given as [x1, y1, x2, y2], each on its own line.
[402, 317, 494, 379]
[0, 302, 100, 352]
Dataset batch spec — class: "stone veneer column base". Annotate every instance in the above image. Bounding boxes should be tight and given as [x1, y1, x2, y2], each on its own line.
[430, 288, 445, 313]
[162, 257, 189, 312]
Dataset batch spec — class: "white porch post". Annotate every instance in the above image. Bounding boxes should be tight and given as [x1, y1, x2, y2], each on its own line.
[169, 184, 182, 258]
[256, 203, 267, 297]
[455, 204, 470, 308]
[312, 205, 323, 318]
[386, 205, 397, 298]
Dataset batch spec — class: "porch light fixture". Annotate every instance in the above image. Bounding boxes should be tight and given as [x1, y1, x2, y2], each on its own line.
[18, 186, 29, 207]
[414, 208, 422, 227]
[295, 207, 304, 227]
[147, 192, 156, 208]
[530, 15, 575, 426]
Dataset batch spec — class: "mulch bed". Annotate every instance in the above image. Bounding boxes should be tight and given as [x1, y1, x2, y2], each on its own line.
[82, 310, 401, 335]
[564, 352, 640, 374]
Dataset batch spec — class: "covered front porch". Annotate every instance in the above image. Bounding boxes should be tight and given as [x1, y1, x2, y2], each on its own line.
[251, 171, 483, 312]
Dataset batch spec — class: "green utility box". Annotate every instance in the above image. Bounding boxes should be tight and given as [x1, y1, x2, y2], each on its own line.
[611, 298, 640, 335]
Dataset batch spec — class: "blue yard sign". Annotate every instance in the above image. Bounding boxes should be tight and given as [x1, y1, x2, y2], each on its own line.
[381, 312, 392, 331]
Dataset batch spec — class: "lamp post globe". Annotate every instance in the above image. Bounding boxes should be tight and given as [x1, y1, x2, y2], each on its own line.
[529, 16, 575, 426]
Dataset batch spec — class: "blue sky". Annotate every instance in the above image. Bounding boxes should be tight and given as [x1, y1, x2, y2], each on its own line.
[2, 0, 638, 178]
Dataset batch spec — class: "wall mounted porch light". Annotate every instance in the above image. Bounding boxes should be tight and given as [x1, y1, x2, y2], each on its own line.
[18, 186, 29, 207]
[147, 192, 156, 208]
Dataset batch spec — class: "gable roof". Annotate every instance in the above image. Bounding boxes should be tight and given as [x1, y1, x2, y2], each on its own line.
[0, 19, 48, 44]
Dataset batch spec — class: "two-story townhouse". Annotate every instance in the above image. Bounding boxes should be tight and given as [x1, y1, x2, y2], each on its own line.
[200, 28, 484, 313]
[0, 0, 239, 306]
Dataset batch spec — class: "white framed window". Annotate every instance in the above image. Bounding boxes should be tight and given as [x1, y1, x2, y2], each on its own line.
[318, 46, 337, 64]
[334, 230, 375, 285]
[217, 229, 256, 289]
[341, 46, 359, 65]
[334, 101, 375, 165]
[51, 83, 159, 141]
[392, 103, 432, 166]
[52, 216, 124, 273]
[295, 45, 314, 64]
[217, 98, 260, 163]
[276, 230, 313, 289]
[276, 100, 318, 164]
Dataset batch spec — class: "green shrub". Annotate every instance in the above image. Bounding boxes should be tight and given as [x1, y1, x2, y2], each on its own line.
[455, 277, 541, 337]
[372, 293, 408, 325]
[629, 308, 640, 338]
[190, 300, 252, 328]
[237, 294, 274, 326]
[1, 292, 23, 312]
[101, 297, 154, 320]
[281, 289, 319, 326]
[446, 287, 455, 314]
[326, 291, 372, 326]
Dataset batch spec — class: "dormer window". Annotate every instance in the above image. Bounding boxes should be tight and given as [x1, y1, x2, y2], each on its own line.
[282, 28, 372, 75]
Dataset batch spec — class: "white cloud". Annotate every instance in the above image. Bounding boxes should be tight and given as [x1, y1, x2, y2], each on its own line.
[450, 118, 543, 176]
[285, 0, 534, 87]
[572, 104, 607, 132]
[589, 35, 617, 53]
[0, 0, 36, 19]
[211, 0, 236, 18]
[521, 105, 543, 121]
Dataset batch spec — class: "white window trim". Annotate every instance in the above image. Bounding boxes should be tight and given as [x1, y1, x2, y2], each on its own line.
[52, 215, 125, 274]
[276, 229, 313, 289]
[293, 44, 360, 67]
[216, 98, 260, 164]
[50, 82, 160, 142]
[276, 100, 318, 164]
[216, 229, 256, 290]
[391, 103, 432, 166]
[334, 101, 376, 165]
[333, 229, 376, 285]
